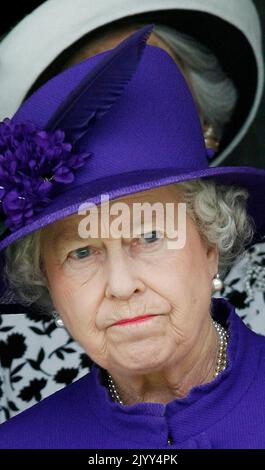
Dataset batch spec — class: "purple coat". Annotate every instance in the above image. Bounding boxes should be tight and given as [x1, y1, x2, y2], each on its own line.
[0, 297, 265, 449]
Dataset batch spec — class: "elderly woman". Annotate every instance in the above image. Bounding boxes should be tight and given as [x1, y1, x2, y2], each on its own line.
[0, 26, 265, 449]
[1, 0, 265, 424]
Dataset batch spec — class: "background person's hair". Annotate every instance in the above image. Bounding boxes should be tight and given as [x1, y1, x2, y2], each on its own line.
[153, 24, 238, 141]
[3, 179, 254, 314]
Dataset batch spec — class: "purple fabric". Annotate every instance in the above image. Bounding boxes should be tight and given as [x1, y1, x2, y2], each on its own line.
[0, 297, 264, 449]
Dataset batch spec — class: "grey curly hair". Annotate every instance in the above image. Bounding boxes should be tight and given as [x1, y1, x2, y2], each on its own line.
[3, 178, 254, 314]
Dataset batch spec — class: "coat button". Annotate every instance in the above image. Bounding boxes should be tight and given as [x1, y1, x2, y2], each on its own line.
[167, 435, 174, 445]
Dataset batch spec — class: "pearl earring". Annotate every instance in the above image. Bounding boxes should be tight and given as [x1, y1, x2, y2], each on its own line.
[52, 310, 65, 328]
[212, 273, 224, 293]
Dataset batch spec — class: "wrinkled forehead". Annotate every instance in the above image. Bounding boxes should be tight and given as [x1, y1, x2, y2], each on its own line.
[43, 184, 184, 242]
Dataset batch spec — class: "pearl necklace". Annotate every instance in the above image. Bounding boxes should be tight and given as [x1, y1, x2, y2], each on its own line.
[107, 320, 229, 405]
[212, 320, 229, 376]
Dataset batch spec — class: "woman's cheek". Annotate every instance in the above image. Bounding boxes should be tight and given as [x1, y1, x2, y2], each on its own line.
[55, 274, 103, 333]
[51, 279, 77, 319]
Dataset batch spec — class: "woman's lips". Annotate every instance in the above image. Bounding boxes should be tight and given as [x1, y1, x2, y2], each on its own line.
[113, 314, 157, 326]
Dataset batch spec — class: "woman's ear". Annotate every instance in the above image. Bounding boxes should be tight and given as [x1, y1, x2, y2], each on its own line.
[206, 243, 219, 279]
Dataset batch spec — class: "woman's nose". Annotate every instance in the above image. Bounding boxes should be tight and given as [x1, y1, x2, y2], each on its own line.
[105, 249, 145, 300]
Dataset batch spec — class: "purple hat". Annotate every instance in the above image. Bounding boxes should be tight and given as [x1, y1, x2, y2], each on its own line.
[0, 24, 265, 314]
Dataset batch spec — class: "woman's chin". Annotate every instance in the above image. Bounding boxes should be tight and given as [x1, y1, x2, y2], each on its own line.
[108, 348, 173, 375]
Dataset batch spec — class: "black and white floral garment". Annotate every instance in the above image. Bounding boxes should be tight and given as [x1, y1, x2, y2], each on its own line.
[0, 241, 265, 424]
[0, 314, 92, 423]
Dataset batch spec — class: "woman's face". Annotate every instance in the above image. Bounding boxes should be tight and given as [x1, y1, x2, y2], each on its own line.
[41, 184, 218, 374]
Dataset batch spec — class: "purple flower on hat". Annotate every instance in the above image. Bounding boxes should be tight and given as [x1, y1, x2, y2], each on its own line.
[0, 25, 154, 238]
[0, 118, 92, 233]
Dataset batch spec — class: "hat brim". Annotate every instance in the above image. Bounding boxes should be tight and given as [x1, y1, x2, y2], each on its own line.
[1, 165, 265, 252]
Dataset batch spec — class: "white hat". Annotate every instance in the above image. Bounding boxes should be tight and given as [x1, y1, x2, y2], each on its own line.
[0, 0, 263, 166]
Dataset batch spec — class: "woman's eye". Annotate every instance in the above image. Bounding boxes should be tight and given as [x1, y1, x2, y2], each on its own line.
[140, 230, 162, 244]
[69, 246, 93, 260]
